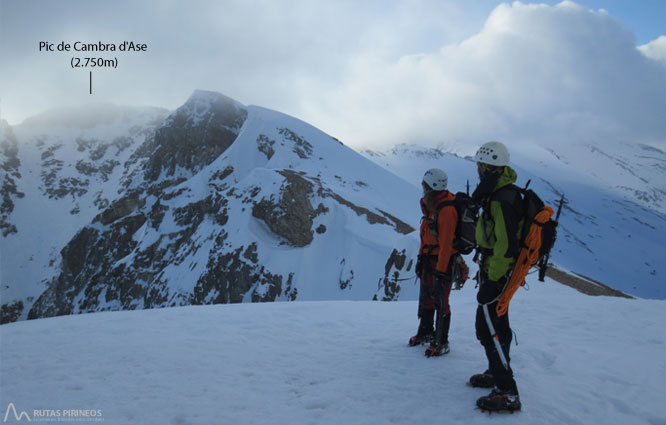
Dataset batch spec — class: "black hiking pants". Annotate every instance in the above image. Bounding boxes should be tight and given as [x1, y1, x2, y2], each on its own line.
[475, 276, 519, 394]
[417, 256, 453, 344]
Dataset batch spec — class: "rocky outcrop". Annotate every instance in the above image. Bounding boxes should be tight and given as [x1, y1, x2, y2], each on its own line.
[93, 190, 145, 225]
[252, 169, 414, 247]
[28, 212, 147, 318]
[1, 300, 23, 324]
[318, 188, 414, 235]
[194, 239, 288, 305]
[252, 170, 325, 247]
[257, 134, 276, 159]
[376, 248, 410, 301]
[143, 91, 248, 182]
[1, 122, 23, 236]
[27, 191, 231, 319]
[278, 128, 313, 159]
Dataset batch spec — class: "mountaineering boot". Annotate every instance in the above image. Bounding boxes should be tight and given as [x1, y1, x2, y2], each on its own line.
[469, 370, 495, 388]
[476, 388, 521, 413]
[425, 343, 450, 357]
[409, 311, 435, 346]
[408, 333, 433, 347]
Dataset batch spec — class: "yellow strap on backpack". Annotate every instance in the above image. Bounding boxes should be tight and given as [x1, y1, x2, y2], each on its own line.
[496, 206, 554, 316]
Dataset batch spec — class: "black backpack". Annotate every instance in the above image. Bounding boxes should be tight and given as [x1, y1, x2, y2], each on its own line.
[431, 192, 479, 255]
[494, 182, 562, 281]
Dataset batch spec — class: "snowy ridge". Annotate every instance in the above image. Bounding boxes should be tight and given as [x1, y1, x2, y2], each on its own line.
[363, 143, 666, 300]
[4, 89, 665, 323]
[2, 276, 665, 424]
[2, 91, 420, 322]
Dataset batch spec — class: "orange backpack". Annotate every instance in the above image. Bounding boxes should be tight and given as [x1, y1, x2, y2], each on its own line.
[496, 186, 563, 316]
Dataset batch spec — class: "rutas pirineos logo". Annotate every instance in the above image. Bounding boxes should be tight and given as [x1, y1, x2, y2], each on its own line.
[3, 403, 31, 422]
[3, 403, 104, 423]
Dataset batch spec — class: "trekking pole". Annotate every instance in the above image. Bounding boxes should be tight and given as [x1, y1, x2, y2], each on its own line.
[482, 303, 509, 370]
[538, 194, 565, 282]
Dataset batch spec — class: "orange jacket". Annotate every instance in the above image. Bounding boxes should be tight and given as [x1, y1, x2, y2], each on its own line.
[419, 191, 458, 274]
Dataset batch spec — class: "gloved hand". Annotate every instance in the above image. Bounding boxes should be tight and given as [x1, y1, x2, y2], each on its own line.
[415, 255, 423, 277]
[452, 255, 469, 290]
[476, 275, 508, 304]
[432, 269, 449, 281]
[460, 261, 470, 286]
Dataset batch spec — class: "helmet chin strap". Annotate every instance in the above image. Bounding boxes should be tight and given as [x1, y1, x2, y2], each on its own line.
[422, 182, 433, 196]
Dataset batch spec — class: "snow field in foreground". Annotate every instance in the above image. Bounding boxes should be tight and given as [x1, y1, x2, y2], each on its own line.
[1, 278, 665, 425]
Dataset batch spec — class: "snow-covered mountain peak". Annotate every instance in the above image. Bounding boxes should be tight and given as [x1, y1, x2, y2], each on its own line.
[137, 91, 249, 184]
[2, 91, 421, 322]
[164, 90, 247, 128]
[5, 89, 664, 325]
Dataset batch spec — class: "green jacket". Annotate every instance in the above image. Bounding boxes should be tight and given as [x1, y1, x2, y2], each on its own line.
[475, 166, 523, 282]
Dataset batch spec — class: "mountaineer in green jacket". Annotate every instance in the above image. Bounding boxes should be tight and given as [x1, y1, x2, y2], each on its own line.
[469, 141, 524, 413]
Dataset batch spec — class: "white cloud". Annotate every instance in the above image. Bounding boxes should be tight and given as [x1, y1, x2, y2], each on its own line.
[1, 0, 481, 125]
[639, 36, 666, 68]
[301, 1, 666, 149]
[1, 1, 664, 151]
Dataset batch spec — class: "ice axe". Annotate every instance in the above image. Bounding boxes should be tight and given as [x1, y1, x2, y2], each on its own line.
[538, 194, 566, 282]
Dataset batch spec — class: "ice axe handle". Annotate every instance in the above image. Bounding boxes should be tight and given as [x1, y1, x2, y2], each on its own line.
[538, 194, 565, 282]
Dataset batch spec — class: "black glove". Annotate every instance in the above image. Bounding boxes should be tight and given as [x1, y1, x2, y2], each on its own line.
[432, 269, 449, 281]
[476, 276, 508, 304]
[415, 255, 424, 277]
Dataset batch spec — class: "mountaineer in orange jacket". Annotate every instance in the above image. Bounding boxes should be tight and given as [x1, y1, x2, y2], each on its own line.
[409, 168, 458, 357]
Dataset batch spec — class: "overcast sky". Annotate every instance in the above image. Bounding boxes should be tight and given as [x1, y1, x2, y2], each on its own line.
[1, 0, 665, 149]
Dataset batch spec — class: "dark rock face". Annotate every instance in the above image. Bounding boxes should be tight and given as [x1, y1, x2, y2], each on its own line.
[1, 123, 23, 236]
[193, 239, 286, 304]
[377, 248, 409, 301]
[257, 134, 276, 159]
[93, 190, 145, 225]
[28, 213, 148, 318]
[339, 258, 354, 290]
[278, 128, 313, 159]
[251, 168, 414, 248]
[144, 91, 248, 182]
[40, 138, 125, 201]
[28, 192, 231, 319]
[1, 301, 23, 324]
[252, 170, 319, 247]
[317, 187, 414, 235]
[377, 209, 415, 235]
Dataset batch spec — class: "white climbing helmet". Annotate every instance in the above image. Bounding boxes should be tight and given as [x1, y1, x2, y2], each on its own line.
[422, 168, 448, 192]
[475, 141, 510, 166]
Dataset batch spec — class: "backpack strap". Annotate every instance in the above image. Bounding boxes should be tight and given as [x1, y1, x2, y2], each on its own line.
[491, 184, 522, 209]
[488, 184, 524, 259]
[430, 200, 456, 237]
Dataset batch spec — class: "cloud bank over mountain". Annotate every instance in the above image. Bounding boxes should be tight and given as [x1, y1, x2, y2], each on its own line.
[2, 1, 665, 150]
[304, 1, 666, 149]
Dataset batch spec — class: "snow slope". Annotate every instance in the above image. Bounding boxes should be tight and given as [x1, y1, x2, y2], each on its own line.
[363, 143, 666, 300]
[1, 275, 665, 425]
